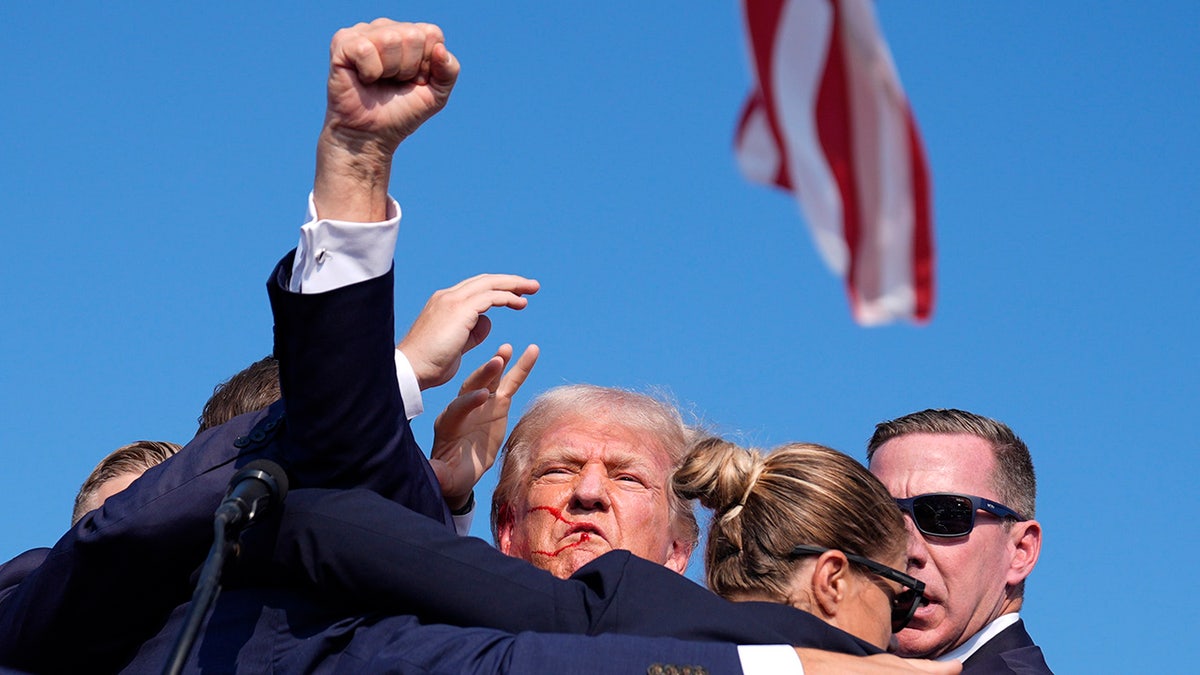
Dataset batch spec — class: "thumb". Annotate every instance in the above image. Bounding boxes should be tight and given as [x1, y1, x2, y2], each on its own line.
[464, 314, 492, 355]
[427, 43, 460, 102]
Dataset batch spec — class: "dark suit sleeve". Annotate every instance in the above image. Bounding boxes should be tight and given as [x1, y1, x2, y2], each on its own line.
[266, 253, 449, 523]
[240, 488, 878, 653]
[0, 256, 446, 672]
[0, 549, 48, 610]
[341, 616, 747, 675]
[502, 632, 745, 675]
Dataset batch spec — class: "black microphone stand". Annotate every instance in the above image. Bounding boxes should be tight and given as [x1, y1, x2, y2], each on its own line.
[162, 510, 237, 675]
[162, 460, 287, 675]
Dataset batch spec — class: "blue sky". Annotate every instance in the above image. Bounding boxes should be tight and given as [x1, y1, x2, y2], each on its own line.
[2, 2, 1197, 671]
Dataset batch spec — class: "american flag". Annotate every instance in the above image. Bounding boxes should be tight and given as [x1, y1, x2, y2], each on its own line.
[735, 0, 934, 324]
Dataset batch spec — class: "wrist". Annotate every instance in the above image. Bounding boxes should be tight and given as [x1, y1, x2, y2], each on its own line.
[313, 129, 395, 222]
[318, 121, 402, 167]
[448, 490, 475, 515]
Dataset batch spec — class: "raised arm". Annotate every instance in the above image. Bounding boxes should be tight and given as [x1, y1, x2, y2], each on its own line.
[0, 20, 465, 672]
[267, 20, 466, 515]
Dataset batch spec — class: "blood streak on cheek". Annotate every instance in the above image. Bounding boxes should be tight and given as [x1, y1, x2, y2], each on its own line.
[533, 532, 591, 558]
[529, 506, 571, 523]
[528, 506, 591, 557]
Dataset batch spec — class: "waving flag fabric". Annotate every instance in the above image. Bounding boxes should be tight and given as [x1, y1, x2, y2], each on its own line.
[735, 0, 934, 324]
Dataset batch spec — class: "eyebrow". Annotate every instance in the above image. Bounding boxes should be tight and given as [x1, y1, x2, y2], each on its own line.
[533, 446, 661, 475]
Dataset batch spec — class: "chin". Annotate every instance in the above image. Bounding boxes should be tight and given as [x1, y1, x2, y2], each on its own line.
[569, 544, 610, 565]
[893, 628, 943, 659]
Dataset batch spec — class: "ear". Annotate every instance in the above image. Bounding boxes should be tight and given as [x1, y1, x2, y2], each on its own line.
[1006, 518, 1042, 587]
[663, 536, 694, 574]
[495, 506, 516, 555]
[809, 550, 851, 621]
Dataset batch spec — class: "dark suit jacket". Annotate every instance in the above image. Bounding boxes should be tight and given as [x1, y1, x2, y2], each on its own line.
[961, 619, 1051, 674]
[118, 587, 743, 674]
[0, 255, 450, 673]
[0, 548, 47, 605]
[239, 487, 879, 654]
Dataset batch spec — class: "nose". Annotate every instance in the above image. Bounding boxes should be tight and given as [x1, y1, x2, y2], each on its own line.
[902, 512, 929, 571]
[570, 463, 611, 512]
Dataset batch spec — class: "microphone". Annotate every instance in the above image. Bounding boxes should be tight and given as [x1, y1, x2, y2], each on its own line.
[163, 459, 289, 675]
[214, 459, 289, 532]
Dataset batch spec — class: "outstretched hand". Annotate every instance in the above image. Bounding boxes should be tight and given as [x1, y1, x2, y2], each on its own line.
[431, 344, 540, 510]
[397, 274, 539, 391]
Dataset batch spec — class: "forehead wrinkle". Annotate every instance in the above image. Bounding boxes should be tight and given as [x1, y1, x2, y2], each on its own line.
[535, 427, 668, 470]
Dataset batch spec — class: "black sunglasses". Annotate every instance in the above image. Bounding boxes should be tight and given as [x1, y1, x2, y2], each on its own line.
[894, 492, 1026, 539]
[790, 544, 926, 633]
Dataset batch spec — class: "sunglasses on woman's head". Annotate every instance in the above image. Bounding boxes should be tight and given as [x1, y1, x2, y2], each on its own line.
[789, 544, 926, 633]
[894, 492, 1026, 539]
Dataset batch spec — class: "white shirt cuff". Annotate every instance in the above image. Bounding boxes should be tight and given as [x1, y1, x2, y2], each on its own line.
[738, 645, 803, 675]
[394, 349, 423, 420]
[290, 192, 401, 294]
[452, 506, 475, 537]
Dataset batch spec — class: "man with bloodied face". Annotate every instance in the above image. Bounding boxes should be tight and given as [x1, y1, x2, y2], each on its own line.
[490, 385, 698, 578]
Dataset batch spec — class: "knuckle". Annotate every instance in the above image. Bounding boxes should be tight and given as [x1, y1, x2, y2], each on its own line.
[377, 29, 405, 52]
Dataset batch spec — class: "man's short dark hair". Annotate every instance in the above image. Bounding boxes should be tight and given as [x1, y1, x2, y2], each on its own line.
[867, 408, 1037, 520]
[197, 355, 281, 433]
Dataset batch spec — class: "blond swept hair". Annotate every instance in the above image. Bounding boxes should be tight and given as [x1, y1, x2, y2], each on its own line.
[72, 440, 182, 524]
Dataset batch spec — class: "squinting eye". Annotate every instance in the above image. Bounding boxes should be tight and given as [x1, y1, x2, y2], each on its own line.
[615, 475, 644, 485]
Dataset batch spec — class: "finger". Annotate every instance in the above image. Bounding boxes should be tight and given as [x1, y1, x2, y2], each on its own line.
[424, 276, 537, 318]
[480, 344, 514, 391]
[427, 42, 460, 98]
[486, 344, 515, 389]
[497, 345, 540, 398]
[331, 27, 385, 84]
[412, 23, 445, 86]
[458, 350, 508, 395]
[459, 282, 542, 315]
[464, 315, 492, 354]
[391, 24, 430, 81]
[471, 290, 532, 314]
[445, 273, 540, 297]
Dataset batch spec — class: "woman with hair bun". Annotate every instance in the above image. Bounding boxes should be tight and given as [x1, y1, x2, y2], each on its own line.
[673, 437, 925, 650]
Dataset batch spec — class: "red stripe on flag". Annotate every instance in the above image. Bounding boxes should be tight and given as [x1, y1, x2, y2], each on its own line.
[907, 111, 935, 322]
[813, 0, 864, 317]
[739, 0, 793, 191]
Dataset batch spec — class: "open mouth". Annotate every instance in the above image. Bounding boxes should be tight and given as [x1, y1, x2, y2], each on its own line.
[566, 522, 603, 540]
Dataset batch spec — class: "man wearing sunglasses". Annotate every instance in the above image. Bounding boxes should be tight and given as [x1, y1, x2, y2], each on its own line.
[867, 409, 1051, 674]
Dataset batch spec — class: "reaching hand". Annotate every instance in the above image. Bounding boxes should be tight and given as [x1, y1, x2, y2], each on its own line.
[397, 274, 540, 391]
[431, 344, 540, 510]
